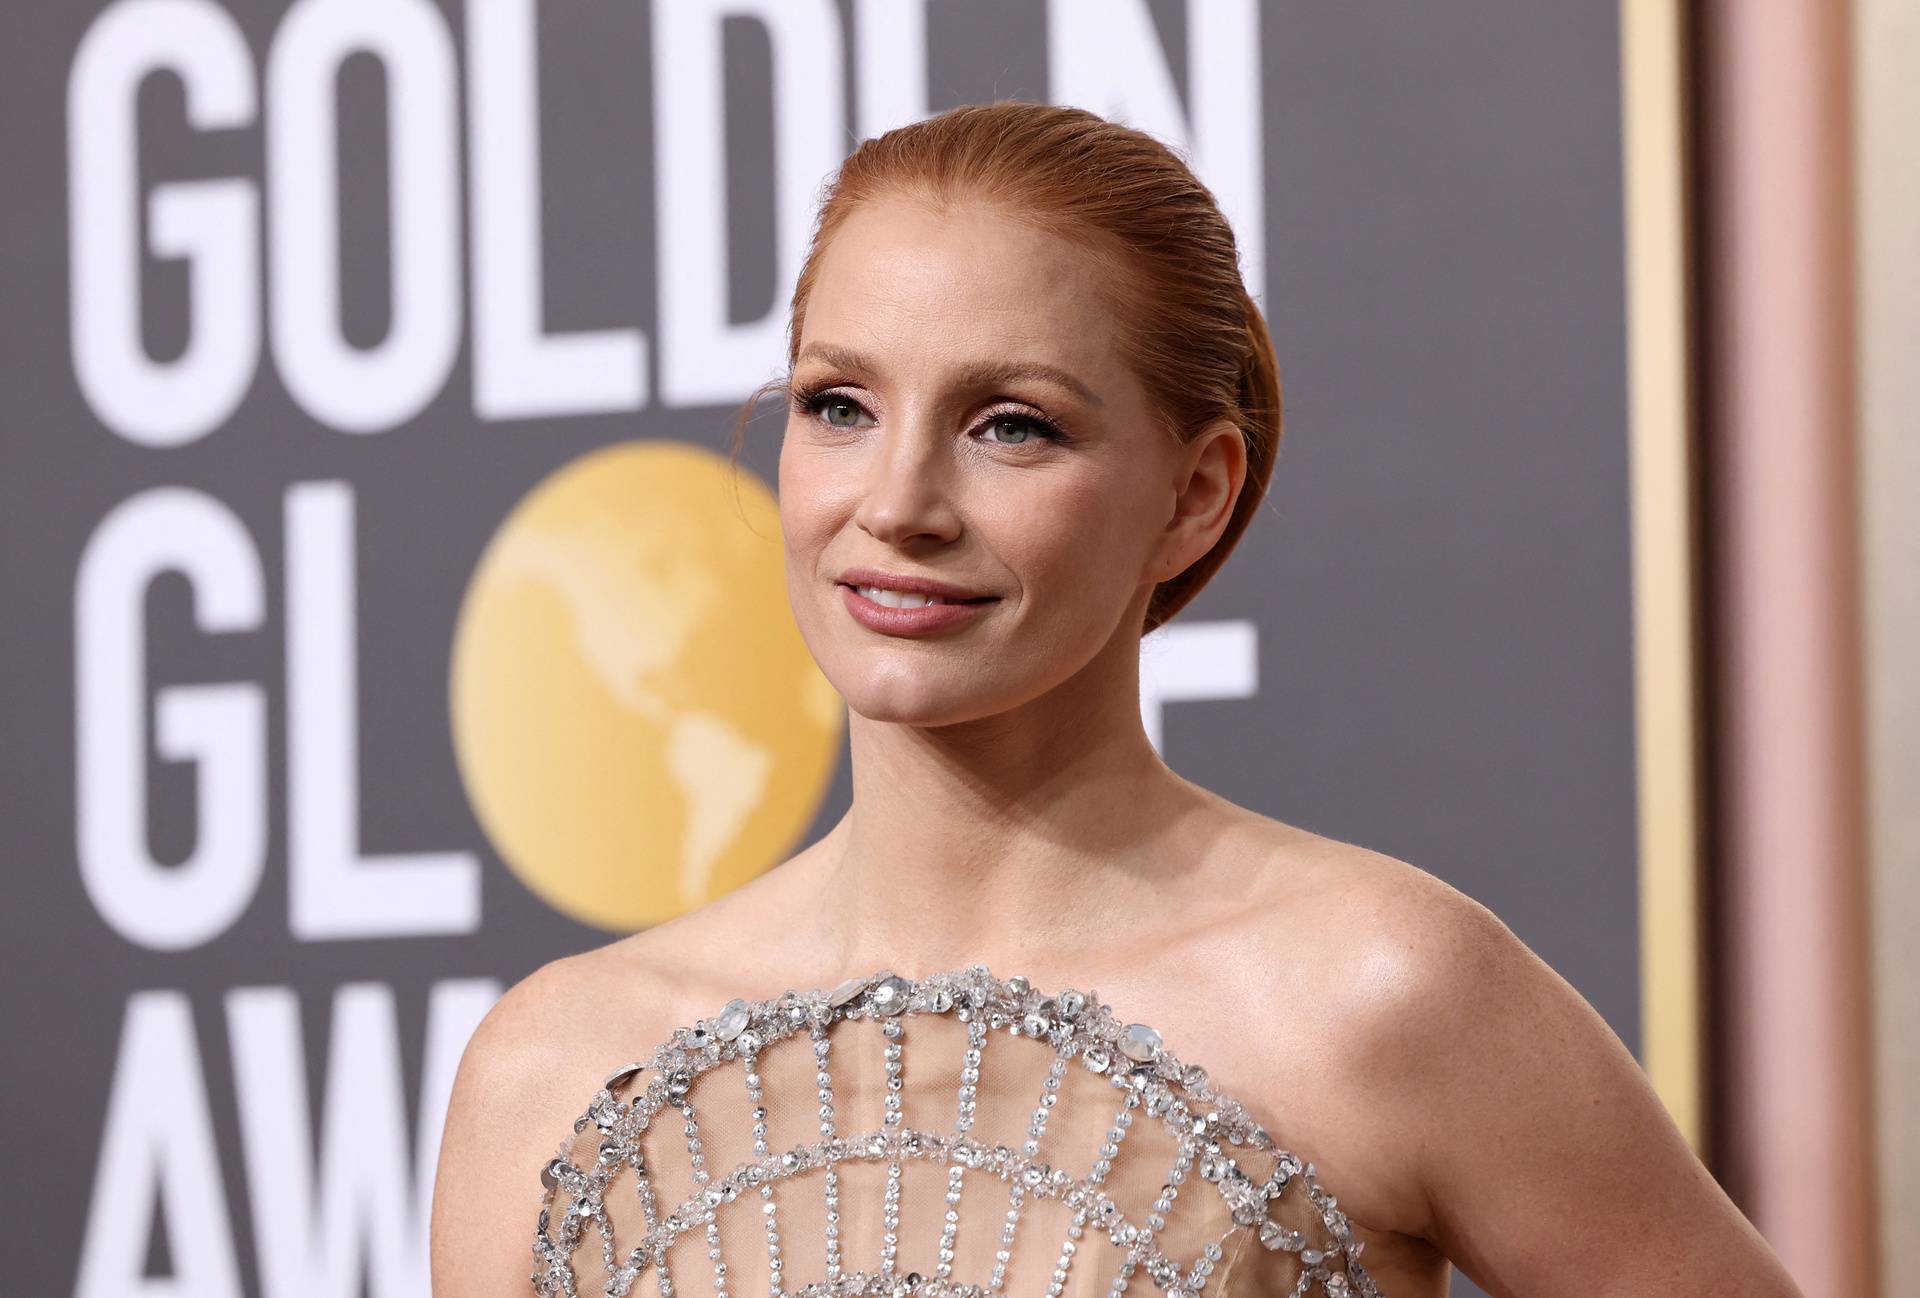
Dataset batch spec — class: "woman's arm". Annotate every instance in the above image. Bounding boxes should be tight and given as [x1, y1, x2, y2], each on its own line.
[1356, 878, 1805, 1298]
[430, 956, 597, 1296]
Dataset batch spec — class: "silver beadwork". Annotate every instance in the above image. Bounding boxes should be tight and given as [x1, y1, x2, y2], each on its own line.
[530, 965, 1381, 1298]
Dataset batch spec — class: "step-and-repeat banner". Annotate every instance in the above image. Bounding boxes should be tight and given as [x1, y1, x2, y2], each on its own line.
[0, 3, 1637, 1293]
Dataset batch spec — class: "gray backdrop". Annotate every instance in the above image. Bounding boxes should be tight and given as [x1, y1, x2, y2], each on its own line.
[0, 2, 1630, 1295]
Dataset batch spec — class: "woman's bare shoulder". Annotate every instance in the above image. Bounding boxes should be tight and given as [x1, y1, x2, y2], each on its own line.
[1249, 832, 1630, 1125]
[427, 931, 698, 1294]
[1235, 829, 1799, 1296]
[1235, 826, 1564, 1117]
[1224, 835, 1511, 1206]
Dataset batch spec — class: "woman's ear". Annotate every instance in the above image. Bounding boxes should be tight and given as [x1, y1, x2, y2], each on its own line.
[1156, 417, 1247, 579]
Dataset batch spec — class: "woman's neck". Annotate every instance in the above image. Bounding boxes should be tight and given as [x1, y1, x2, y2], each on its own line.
[799, 654, 1220, 977]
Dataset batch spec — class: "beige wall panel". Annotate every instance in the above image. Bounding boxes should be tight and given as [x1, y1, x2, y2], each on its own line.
[1856, 0, 1920, 1291]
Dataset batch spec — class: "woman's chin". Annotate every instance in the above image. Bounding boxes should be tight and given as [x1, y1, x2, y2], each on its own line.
[836, 673, 1011, 728]
[844, 694, 982, 728]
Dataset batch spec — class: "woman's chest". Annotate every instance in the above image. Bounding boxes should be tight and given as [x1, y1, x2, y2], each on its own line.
[544, 956, 1450, 1298]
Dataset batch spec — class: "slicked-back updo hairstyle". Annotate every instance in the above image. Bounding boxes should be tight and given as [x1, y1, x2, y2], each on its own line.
[732, 99, 1281, 636]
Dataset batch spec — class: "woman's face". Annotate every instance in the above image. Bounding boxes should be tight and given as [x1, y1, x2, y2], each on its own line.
[778, 195, 1204, 725]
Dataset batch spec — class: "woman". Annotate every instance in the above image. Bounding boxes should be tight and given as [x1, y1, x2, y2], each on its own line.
[430, 101, 1802, 1298]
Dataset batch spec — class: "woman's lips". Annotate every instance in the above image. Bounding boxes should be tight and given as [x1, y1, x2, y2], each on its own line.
[838, 583, 998, 636]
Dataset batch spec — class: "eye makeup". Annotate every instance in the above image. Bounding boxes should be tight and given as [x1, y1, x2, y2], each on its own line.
[788, 382, 1073, 448]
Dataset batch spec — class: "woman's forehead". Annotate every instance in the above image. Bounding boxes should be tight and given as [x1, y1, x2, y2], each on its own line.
[816, 200, 1113, 319]
[803, 200, 1124, 380]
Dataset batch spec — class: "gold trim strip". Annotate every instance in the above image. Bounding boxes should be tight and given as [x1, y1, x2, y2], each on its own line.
[1620, 0, 1706, 1151]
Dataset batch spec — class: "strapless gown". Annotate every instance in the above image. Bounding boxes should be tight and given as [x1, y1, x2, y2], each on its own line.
[529, 965, 1381, 1298]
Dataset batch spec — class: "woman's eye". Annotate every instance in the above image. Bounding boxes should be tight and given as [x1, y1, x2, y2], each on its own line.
[977, 414, 1059, 446]
[819, 397, 867, 428]
[981, 417, 1033, 445]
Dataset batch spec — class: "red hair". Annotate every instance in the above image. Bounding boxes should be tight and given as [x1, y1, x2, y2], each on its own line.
[731, 100, 1281, 635]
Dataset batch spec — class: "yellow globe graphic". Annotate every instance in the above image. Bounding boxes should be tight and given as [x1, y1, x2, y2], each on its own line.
[449, 439, 844, 931]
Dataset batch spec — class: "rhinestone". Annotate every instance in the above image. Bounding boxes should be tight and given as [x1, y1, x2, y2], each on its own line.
[1119, 1023, 1162, 1063]
[871, 975, 914, 1015]
[686, 1024, 713, 1049]
[1183, 1063, 1209, 1090]
[1056, 988, 1087, 1018]
[1084, 1046, 1111, 1073]
[829, 976, 869, 1007]
[1258, 1222, 1304, 1252]
[1022, 1012, 1050, 1036]
[540, 1158, 568, 1191]
[929, 987, 955, 1012]
[1007, 975, 1030, 996]
[602, 1060, 645, 1090]
[1218, 1164, 1270, 1225]
[714, 997, 752, 1041]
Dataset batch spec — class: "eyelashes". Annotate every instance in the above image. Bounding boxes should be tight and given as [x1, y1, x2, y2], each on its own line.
[788, 384, 1071, 449]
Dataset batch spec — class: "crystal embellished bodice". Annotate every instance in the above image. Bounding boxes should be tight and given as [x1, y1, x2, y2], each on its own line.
[530, 965, 1382, 1298]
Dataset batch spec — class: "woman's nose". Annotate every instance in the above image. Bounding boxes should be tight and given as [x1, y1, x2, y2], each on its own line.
[852, 419, 962, 546]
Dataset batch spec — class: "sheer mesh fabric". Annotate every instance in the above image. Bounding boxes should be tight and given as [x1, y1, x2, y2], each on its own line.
[531, 969, 1377, 1298]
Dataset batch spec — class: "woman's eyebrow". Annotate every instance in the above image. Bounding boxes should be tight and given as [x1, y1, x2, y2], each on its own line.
[795, 342, 1102, 407]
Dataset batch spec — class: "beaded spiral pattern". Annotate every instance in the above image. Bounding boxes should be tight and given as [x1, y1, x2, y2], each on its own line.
[530, 965, 1383, 1298]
